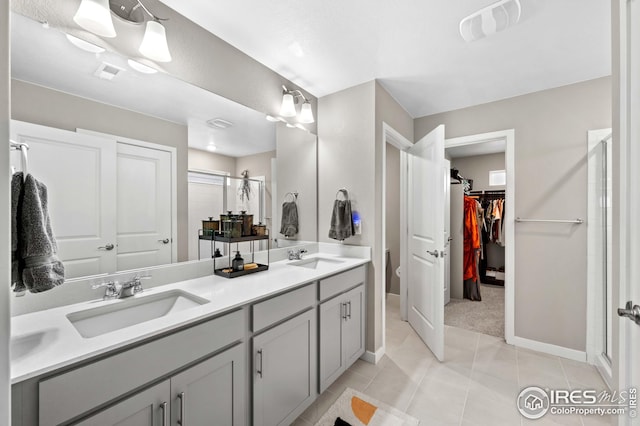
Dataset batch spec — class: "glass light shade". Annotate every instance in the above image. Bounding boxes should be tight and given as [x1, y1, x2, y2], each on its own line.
[73, 0, 116, 38]
[298, 101, 315, 124]
[280, 93, 297, 117]
[139, 20, 172, 63]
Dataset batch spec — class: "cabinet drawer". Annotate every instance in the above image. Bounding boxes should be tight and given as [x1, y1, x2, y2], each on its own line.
[319, 265, 366, 301]
[252, 283, 316, 332]
[39, 309, 244, 426]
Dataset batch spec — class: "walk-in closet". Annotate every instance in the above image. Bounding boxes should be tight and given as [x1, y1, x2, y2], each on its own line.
[445, 150, 506, 338]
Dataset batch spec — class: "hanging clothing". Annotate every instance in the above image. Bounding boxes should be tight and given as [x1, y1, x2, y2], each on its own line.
[463, 196, 480, 283]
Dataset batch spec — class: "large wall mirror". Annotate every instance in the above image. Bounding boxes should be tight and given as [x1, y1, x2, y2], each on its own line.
[10, 12, 318, 281]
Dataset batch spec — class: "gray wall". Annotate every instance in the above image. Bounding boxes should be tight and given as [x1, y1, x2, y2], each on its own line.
[13, 0, 317, 135]
[237, 150, 276, 229]
[276, 124, 317, 243]
[319, 80, 413, 354]
[452, 153, 505, 192]
[11, 80, 190, 261]
[1, 0, 11, 420]
[188, 148, 236, 175]
[318, 81, 376, 351]
[385, 144, 400, 295]
[416, 77, 612, 352]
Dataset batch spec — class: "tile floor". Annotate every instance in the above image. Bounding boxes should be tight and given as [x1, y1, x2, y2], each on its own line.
[293, 295, 613, 426]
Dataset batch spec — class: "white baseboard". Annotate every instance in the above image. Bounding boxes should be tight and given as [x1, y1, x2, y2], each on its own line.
[361, 347, 385, 364]
[512, 336, 587, 362]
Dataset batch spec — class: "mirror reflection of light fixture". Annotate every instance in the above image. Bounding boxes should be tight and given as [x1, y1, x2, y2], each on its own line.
[73, 0, 172, 62]
[65, 33, 106, 53]
[459, 0, 521, 42]
[280, 85, 315, 124]
[74, 0, 116, 38]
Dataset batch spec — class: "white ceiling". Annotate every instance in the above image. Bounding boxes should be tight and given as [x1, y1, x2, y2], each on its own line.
[10, 13, 276, 157]
[158, 0, 611, 118]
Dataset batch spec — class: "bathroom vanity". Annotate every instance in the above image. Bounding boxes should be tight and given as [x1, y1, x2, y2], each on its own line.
[10, 251, 369, 426]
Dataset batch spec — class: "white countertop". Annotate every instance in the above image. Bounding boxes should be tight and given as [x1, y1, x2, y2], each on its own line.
[10, 252, 370, 384]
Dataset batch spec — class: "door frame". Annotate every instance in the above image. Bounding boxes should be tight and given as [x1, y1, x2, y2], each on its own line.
[77, 129, 178, 264]
[443, 129, 516, 345]
[381, 122, 413, 355]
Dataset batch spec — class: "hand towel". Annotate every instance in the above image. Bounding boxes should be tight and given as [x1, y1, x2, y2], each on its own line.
[11, 173, 24, 293]
[12, 173, 65, 293]
[280, 201, 299, 237]
[328, 199, 355, 241]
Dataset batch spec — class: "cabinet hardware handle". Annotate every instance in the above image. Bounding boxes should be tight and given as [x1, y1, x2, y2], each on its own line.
[158, 238, 170, 244]
[98, 243, 115, 251]
[177, 392, 186, 425]
[340, 302, 345, 320]
[347, 301, 352, 319]
[160, 401, 168, 426]
[257, 349, 264, 378]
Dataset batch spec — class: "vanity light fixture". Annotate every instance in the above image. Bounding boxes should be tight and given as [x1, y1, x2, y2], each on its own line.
[459, 0, 521, 42]
[280, 85, 315, 124]
[73, 0, 172, 63]
[65, 34, 106, 54]
[74, 0, 116, 38]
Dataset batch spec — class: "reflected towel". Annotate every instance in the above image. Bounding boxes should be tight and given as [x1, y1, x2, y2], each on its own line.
[12, 173, 65, 293]
[328, 199, 354, 241]
[280, 201, 299, 237]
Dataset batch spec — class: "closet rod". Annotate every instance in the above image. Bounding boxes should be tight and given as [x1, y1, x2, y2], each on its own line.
[516, 217, 584, 224]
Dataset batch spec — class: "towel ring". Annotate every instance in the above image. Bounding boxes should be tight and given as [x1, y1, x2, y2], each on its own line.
[284, 192, 298, 202]
[335, 188, 349, 200]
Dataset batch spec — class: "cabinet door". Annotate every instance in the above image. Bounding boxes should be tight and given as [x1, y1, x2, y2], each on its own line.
[74, 380, 170, 426]
[343, 285, 366, 367]
[319, 295, 346, 393]
[253, 309, 317, 426]
[170, 344, 246, 426]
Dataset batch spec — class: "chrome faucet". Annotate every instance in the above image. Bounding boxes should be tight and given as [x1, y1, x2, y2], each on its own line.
[92, 274, 151, 300]
[288, 248, 308, 260]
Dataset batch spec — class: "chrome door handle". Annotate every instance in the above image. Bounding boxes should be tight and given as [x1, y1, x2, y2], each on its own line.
[98, 243, 115, 251]
[160, 401, 168, 426]
[426, 250, 440, 258]
[256, 349, 264, 378]
[618, 301, 640, 325]
[177, 392, 185, 426]
[158, 238, 170, 244]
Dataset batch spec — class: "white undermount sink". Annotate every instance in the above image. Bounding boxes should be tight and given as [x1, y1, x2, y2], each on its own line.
[67, 290, 209, 338]
[289, 256, 345, 269]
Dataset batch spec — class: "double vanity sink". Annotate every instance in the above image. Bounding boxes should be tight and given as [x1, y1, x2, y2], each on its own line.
[10, 252, 359, 383]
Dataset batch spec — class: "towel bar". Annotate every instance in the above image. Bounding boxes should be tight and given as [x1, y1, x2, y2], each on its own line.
[515, 217, 584, 224]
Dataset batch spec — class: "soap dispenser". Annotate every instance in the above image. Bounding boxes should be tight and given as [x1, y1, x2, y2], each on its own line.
[232, 251, 244, 271]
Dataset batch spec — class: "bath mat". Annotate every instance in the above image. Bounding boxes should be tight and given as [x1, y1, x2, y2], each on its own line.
[314, 388, 420, 426]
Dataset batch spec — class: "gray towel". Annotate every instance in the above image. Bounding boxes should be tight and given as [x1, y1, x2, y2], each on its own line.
[11, 173, 65, 293]
[328, 199, 354, 241]
[280, 201, 299, 237]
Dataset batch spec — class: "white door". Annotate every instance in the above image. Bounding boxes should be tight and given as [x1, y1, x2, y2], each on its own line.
[10, 120, 117, 279]
[617, 0, 640, 423]
[407, 124, 445, 361]
[116, 143, 172, 271]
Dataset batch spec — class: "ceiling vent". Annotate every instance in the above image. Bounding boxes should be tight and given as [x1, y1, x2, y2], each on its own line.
[459, 0, 521, 42]
[206, 118, 233, 129]
[94, 62, 125, 80]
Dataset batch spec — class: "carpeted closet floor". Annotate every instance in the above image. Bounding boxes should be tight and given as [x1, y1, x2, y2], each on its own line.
[444, 284, 504, 338]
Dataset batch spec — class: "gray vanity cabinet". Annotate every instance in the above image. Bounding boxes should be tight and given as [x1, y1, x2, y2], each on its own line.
[252, 308, 317, 426]
[74, 344, 245, 426]
[170, 344, 245, 426]
[319, 266, 366, 393]
[74, 381, 170, 426]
